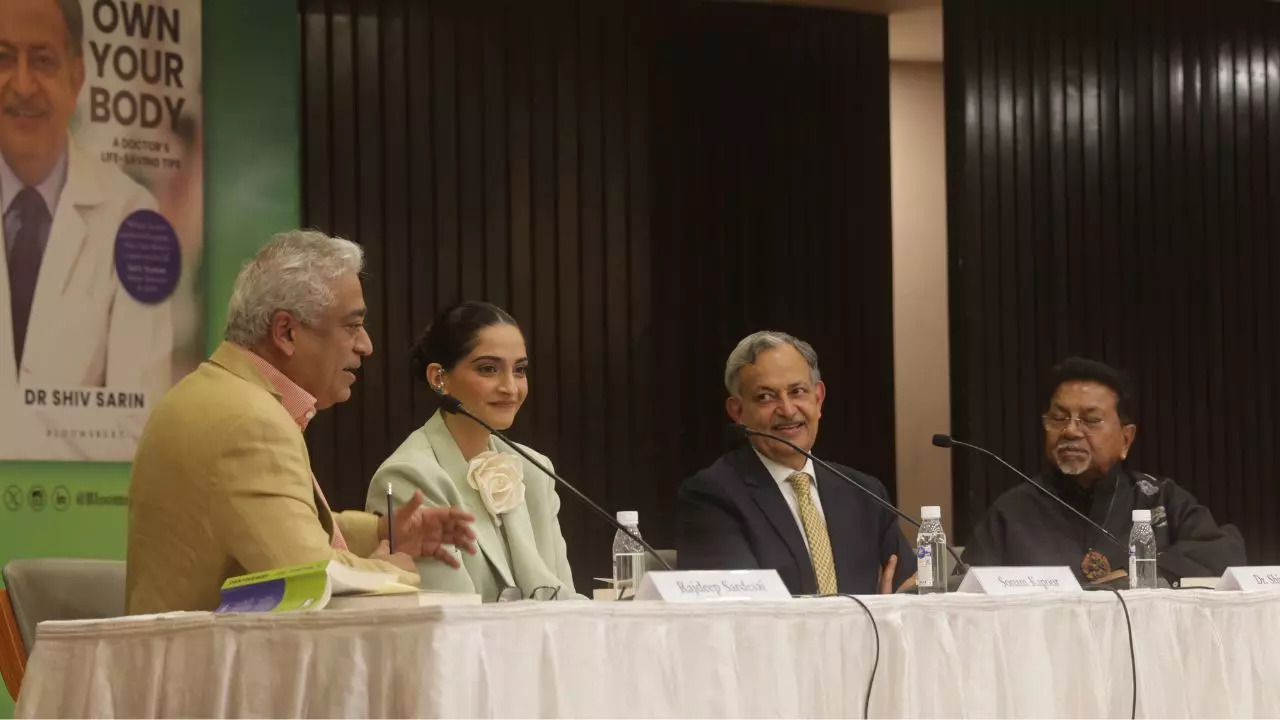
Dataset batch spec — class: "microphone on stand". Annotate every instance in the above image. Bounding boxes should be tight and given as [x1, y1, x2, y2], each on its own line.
[730, 424, 967, 575]
[935, 431, 1149, 705]
[439, 394, 673, 571]
[930, 434, 1127, 551]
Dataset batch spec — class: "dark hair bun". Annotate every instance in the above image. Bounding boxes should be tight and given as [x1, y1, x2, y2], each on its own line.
[410, 301, 519, 383]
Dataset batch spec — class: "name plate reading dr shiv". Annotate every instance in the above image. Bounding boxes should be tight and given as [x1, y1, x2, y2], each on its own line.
[1215, 567, 1280, 591]
[635, 570, 792, 602]
[957, 567, 1082, 594]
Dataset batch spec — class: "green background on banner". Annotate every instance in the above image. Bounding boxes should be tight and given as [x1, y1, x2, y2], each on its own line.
[0, 1, 300, 715]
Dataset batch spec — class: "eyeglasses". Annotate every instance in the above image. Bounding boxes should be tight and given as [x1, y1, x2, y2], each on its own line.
[1041, 414, 1110, 434]
[495, 585, 561, 602]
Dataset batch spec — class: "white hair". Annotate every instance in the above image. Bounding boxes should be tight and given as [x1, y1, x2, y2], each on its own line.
[224, 230, 364, 346]
[724, 330, 821, 397]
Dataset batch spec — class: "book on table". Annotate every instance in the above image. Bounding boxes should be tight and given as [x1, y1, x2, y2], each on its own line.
[216, 559, 480, 612]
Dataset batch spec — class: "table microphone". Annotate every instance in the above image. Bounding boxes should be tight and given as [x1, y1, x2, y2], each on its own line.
[730, 424, 967, 575]
[930, 434, 1127, 551]
[439, 394, 673, 571]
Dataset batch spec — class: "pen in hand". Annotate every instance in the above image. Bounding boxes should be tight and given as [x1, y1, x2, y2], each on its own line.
[386, 482, 395, 554]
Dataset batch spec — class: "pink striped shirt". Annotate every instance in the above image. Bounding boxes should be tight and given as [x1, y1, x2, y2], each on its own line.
[238, 346, 348, 551]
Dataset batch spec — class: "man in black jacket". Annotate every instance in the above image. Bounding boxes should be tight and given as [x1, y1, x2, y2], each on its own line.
[677, 331, 916, 595]
[963, 357, 1246, 585]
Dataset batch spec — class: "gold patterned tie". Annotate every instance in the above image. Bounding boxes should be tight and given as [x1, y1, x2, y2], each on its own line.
[787, 471, 838, 595]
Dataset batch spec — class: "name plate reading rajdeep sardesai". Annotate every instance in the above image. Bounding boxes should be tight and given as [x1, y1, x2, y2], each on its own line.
[957, 567, 1082, 594]
[1215, 567, 1280, 591]
[635, 570, 792, 601]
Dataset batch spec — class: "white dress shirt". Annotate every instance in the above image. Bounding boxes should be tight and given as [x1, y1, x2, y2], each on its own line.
[1, 150, 68, 256]
[753, 449, 827, 555]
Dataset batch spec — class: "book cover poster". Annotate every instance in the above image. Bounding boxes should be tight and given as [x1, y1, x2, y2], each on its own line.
[0, 0, 203, 460]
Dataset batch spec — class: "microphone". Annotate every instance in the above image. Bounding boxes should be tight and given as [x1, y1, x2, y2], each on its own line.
[931, 433, 1127, 551]
[439, 394, 673, 571]
[730, 423, 967, 575]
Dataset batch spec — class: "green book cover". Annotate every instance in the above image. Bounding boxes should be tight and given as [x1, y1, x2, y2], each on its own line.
[216, 561, 330, 612]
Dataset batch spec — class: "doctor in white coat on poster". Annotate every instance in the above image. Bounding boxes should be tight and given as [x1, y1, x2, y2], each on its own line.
[0, 0, 171, 459]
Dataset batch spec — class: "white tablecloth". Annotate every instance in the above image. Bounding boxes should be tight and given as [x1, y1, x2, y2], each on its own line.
[15, 590, 1280, 718]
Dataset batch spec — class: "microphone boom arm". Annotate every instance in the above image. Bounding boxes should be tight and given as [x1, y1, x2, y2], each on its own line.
[940, 435, 1128, 552]
[736, 425, 968, 575]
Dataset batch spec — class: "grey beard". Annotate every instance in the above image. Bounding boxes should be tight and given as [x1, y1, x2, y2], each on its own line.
[1057, 457, 1089, 475]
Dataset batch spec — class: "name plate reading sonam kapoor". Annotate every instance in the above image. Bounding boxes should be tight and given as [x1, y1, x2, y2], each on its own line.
[957, 567, 1082, 594]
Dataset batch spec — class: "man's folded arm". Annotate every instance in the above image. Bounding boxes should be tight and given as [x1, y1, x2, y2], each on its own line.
[1159, 482, 1247, 579]
[210, 414, 419, 586]
[333, 510, 381, 558]
[677, 480, 759, 570]
[958, 509, 1004, 567]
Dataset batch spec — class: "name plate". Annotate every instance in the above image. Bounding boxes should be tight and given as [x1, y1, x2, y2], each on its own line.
[957, 567, 1082, 594]
[635, 570, 792, 602]
[1215, 567, 1280, 591]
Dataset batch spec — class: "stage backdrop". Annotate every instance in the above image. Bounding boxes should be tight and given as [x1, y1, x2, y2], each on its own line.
[1, 0, 202, 461]
[0, 1, 299, 715]
[945, 0, 1280, 562]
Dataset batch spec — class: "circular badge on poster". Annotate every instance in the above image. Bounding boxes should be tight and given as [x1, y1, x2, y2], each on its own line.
[114, 209, 181, 305]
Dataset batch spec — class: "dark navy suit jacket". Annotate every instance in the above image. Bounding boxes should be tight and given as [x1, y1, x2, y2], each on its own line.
[677, 444, 917, 595]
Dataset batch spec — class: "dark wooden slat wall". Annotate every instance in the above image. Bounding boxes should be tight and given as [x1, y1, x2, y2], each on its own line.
[945, 0, 1280, 562]
[653, 1, 895, 495]
[300, 0, 893, 587]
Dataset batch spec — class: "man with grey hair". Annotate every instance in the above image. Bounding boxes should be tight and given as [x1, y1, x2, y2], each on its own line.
[677, 330, 916, 595]
[125, 231, 477, 614]
[0, 0, 169, 459]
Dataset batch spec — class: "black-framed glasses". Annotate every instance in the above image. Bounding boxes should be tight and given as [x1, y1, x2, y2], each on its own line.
[1041, 413, 1111, 434]
[495, 585, 561, 602]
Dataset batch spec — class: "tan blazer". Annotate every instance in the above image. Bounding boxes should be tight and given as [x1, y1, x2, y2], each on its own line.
[126, 342, 418, 614]
[367, 412, 579, 601]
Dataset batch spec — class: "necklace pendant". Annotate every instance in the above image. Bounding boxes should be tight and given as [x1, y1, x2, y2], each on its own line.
[1082, 549, 1111, 581]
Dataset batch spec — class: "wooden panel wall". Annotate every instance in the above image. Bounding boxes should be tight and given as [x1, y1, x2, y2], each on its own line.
[653, 0, 896, 511]
[300, 0, 893, 586]
[945, 0, 1280, 562]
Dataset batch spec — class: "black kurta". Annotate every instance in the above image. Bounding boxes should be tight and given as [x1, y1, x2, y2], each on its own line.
[963, 465, 1247, 583]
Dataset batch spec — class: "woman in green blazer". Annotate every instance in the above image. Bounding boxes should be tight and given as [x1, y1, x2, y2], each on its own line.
[366, 301, 579, 601]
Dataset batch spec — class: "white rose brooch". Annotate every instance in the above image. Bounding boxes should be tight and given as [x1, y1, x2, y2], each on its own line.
[466, 450, 526, 525]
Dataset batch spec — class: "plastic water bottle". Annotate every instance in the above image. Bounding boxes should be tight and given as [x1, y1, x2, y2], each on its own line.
[612, 511, 646, 592]
[1128, 509, 1158, 589]
[916, 505, 948, 594]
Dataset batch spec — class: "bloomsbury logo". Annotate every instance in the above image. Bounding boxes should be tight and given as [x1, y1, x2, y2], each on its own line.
[77, 491, 129, 507]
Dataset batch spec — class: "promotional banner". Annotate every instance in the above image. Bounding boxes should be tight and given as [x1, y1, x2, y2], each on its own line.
[0, 2, 297, 715]
[0, 0, 203, 460]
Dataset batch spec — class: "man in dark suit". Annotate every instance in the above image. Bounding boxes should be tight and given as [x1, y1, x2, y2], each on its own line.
[677, 331, 917, 595]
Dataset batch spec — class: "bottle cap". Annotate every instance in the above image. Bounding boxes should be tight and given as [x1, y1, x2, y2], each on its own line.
[921, 505, 941, 520]
[1132, 509, 1151, 522]
[617, 510, 639, 525]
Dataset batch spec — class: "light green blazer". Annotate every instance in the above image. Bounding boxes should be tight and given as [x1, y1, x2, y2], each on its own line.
[367, 411, 580, 601]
